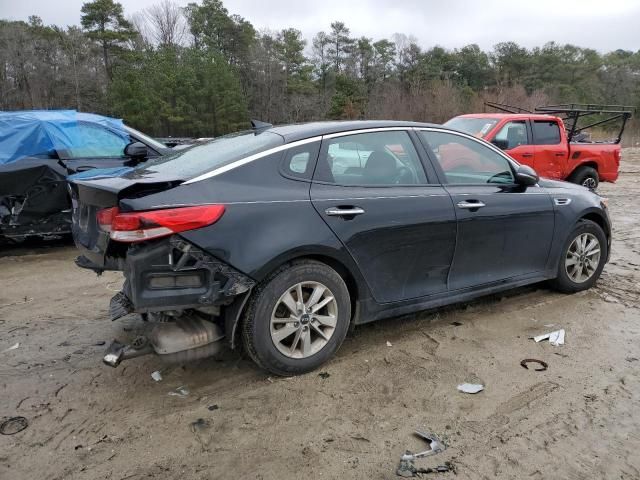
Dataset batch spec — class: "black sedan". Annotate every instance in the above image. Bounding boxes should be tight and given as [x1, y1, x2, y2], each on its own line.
[70, 120, 611, 375]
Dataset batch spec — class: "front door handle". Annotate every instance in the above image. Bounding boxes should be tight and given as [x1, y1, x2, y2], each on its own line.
[457, 200, 486, 210]
[522, 153, 533, 158]
[325, 207, 365, 217]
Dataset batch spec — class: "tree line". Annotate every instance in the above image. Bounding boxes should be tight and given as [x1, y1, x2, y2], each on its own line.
[1, 0, 639, 141]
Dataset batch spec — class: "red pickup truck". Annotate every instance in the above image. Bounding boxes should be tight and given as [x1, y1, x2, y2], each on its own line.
[445, 105, 632, 189]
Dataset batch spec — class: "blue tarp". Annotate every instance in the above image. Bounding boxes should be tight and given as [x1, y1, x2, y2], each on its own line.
[0, 110, 127, 164]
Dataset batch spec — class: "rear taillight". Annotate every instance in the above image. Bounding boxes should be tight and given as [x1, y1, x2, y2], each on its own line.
[98, 205, 225, 243]
[96, 206, 119, 232]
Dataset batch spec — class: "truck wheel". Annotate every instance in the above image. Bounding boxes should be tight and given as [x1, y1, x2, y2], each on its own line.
[241, 260, 351, 376]
[549, 219, 607, 293]
[570, 167, 599, 190]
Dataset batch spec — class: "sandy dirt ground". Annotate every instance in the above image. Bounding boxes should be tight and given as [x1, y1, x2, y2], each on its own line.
[1, 151, 640, 480]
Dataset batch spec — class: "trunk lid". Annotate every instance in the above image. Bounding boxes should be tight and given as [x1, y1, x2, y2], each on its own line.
[69, 168, 184, 270]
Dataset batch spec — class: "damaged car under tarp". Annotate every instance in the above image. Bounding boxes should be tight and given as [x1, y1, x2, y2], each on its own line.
[0, 110, 171, 242]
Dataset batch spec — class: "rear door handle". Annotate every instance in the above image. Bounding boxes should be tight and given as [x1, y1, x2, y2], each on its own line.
[522, 153, 533, 158]
[457, 200, 486, 210]
[555, 152, 565, 157]
[325, 207, 365, 216]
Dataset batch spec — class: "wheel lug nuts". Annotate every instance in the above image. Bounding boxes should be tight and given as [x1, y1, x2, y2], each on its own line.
[294, 322, 299, 327]
[303, 326, 308, 331]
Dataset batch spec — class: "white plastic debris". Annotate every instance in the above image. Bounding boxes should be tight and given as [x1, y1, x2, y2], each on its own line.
[401, 431, 446, 461]
[2, 342, 19, 353]
[457, 383, 484, 394]
[151, 371, 163, 382]
[168, 386, 189, 397]
[386, 341, 393, 347]
[533, 329, 565, 346]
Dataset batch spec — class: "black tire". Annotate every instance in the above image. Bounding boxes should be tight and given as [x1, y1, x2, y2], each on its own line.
[569, 166, 599, 190]
[241, 260, 351, 376]
[549, 219, 607, 293]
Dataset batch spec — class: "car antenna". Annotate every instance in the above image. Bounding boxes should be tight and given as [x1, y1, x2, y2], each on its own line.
[251, 119, 273, 132]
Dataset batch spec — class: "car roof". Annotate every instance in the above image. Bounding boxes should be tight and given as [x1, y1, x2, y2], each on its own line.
[454, 113, 560, 121]
[266, 120, 440, 143]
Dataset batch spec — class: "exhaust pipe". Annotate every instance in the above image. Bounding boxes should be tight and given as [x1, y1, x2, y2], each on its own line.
[103, 314, 224, 367]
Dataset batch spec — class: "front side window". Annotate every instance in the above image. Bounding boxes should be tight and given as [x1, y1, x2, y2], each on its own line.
[533, 121, 561, 145]
[63, 123, 130, 158]
[419, 130, 515, 185]
[314, 131, 427, 185]
[493, 121, 528, 150]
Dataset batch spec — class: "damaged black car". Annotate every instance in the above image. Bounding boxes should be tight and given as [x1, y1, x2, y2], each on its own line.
[0, 110, 171, 242]
[70, 120, 611, 376]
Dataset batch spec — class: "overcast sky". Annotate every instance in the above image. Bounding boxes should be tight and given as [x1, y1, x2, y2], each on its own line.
[2, 0, 639, 52]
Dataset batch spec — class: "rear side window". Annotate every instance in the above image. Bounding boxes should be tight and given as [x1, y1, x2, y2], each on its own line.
[533, 121, 561, 145]
[314, 131, 427, 186]
[137, 131, 284, 179]
[281, 141, 320, 180]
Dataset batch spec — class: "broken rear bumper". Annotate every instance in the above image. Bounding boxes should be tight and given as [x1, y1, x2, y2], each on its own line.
[109, 236, 256, 320]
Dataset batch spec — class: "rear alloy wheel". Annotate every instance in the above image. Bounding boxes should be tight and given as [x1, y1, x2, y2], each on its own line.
[270, 281, 338, 359]
[550, 219, 607, 293]
[242, 261, 351, 376]
[570, 166, 599, 190]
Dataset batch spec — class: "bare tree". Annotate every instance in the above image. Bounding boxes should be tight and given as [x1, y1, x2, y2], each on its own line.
[141, 0, 187, 47]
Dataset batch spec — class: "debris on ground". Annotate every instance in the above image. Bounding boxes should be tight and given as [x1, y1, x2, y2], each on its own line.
[386, 341, 393, 347]
[520, 358, 548, 371]
[168, 386, 189, 397]
[207, 404, 219, 411]
[318, 371, 330, 379]
[396, 458, 455, 477]
[2, 342, 20, 353]
[457, 383, 484, 394]
[190, 418, 209, 433]
[451, 321, 463, 326]
[0, 416, 29, 435]
[533, 329, 565, 346]
[396, 431, 450, 477]
[151, 371, 163, 382]
[401, 431, 446, 461]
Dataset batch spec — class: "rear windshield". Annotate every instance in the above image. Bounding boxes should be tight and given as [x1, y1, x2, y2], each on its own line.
[444, 117, 498, 138]
[135, 130, 284, 179]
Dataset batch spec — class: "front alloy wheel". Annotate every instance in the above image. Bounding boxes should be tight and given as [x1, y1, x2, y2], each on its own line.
[565, 233, 601, 283]
[550, 219, 607, 293]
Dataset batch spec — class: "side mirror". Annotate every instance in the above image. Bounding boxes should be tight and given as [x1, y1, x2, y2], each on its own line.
[491, 138, 509, 150]
[515, 165, 539, 186]
[124, 141, 148, 159]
